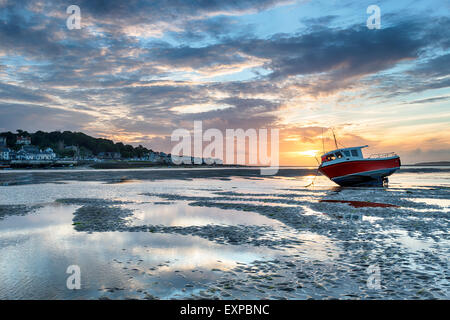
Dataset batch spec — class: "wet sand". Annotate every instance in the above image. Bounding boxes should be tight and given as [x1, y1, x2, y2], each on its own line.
[0, 168, 448, 299]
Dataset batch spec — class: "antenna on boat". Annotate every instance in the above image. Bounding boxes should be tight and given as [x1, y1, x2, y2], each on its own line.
[331, 128, 338, 149]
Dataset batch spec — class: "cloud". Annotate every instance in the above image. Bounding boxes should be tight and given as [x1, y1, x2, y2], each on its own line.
[401, 148, 450, 164]
[0, 82, 53, 103]
[135, 18, 450, 96]
[0, 11, 63, 59]
[0, 103, 95, 132]
[404, 96, 450, 105]
[410, 53, 450, 78]
[243, 20, 437, 83]
[62, 0, 294, 38]
[0, 1, 449, 164]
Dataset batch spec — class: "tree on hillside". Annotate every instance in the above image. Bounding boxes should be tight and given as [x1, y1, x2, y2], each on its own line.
[0, 130, 152, 158]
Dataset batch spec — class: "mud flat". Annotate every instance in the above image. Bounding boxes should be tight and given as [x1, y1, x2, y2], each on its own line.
[0, 170, 448, 299]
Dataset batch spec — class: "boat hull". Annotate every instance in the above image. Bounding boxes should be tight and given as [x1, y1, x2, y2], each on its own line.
[319, 157, 401, 187]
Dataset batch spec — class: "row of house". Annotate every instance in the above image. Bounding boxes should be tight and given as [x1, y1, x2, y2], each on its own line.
[168, 155, 223, 165]
[0, 145, 56, 161]
[91, 151, 220, 164]
[0, 136, 221, 165]
[144, 151, 171, 164]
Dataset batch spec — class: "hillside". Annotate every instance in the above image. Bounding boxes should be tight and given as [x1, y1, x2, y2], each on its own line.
[0, 130, 153, 158]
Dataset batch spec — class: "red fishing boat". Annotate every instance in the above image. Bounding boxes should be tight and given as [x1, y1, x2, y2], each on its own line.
[318, 145, 401, 187]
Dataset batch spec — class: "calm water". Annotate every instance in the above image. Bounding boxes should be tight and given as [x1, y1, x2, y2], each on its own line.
[0, 168, 448, 299]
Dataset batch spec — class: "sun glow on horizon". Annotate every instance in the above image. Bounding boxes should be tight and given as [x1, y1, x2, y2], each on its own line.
[295, 150, 320, 157]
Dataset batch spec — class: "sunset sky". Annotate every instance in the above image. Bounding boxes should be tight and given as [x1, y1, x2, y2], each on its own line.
[0, 0, 449, 165]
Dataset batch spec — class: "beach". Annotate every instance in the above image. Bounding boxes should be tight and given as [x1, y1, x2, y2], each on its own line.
[0, 167, 448, 299]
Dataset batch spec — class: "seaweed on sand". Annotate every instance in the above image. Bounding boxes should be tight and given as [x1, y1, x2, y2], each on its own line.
[0, 204, 41, 220]
[72, 205, 133, 232]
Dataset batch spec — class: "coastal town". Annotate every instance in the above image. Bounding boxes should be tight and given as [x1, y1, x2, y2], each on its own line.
[0, 134, 222, 168]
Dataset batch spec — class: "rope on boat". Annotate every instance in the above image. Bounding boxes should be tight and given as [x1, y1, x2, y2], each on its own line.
[292, 153, 322, 188]
[303, 155, 321, 187]
[304, 168, 320, 187]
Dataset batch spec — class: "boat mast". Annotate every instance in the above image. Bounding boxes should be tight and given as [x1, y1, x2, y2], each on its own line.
[331, 128, 338, 149]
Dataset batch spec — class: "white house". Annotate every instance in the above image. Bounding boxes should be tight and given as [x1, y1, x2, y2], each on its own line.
[16, 146, 39, 160]
[41, 147, 56, 160]
[16, 136, 31, 145]
[147, 151, 163, 163]
[16, 146, 56, 161]
[0, 147, 10, 160]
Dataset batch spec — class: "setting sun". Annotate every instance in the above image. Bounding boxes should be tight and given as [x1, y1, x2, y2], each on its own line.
[297, 150, 320, 157]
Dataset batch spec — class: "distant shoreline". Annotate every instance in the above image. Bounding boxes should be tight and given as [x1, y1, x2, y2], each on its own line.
[1, 166, 449, 187]
[89, 162, 242, 170]
[408, 161, 450, 166]
[1, 162, 450, 170]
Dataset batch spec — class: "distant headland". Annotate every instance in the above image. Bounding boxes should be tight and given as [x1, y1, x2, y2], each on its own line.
[413, 161, 450, 166]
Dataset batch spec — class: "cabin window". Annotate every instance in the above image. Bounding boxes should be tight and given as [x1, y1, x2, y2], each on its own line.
[326, 154, 336, 161]
[335, 152, 343, 159]
[351, 149, 359, 157]
[343, 151, 350, 157]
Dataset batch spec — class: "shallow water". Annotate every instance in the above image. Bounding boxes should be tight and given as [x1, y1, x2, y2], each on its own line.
[0, 203, 276, 299]
[0, 168, 449, 299]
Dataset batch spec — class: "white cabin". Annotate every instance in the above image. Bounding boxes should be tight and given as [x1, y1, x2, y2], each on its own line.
[321, 145, 367, 164]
